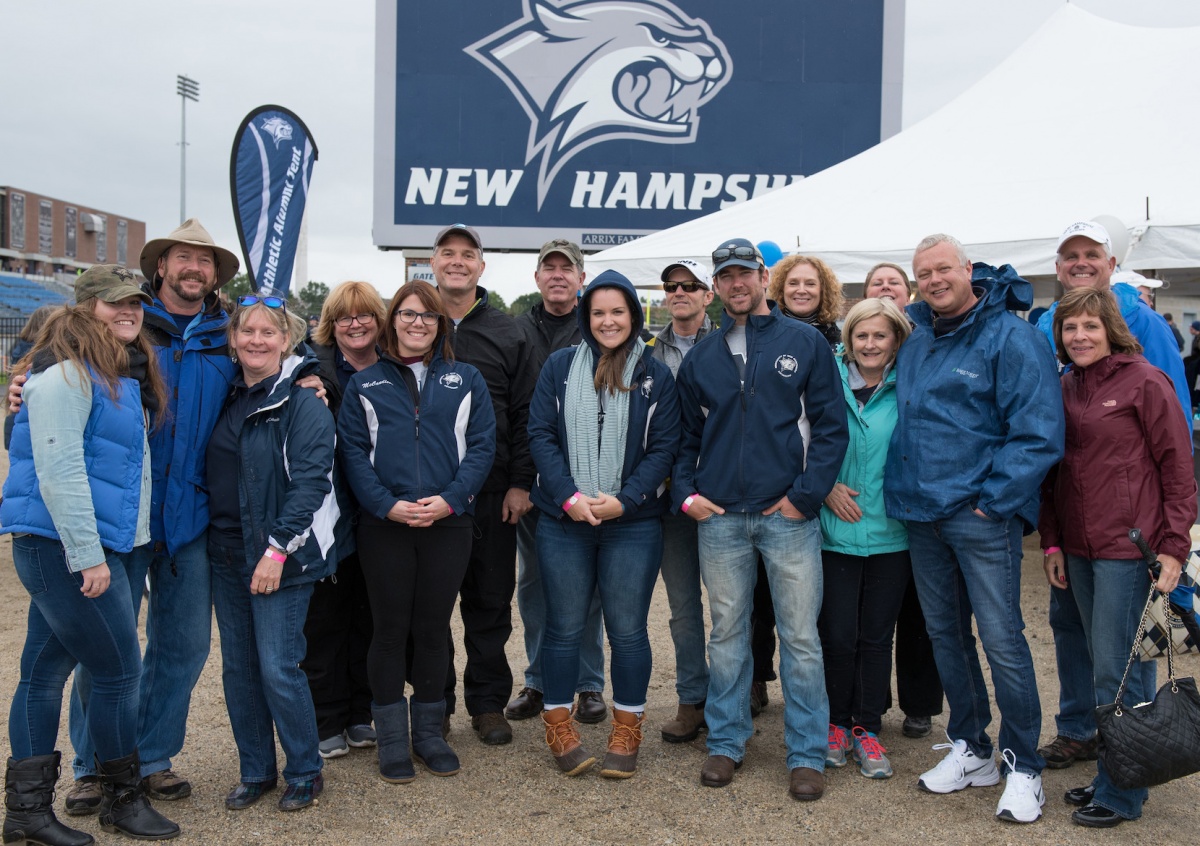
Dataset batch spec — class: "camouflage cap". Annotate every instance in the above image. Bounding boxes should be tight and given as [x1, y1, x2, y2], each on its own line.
[537, 238, 584, 269]
[74, 265, 151, 306]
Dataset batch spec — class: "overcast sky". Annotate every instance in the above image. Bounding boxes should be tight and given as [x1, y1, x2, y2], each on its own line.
[3, 0, 1199, 305]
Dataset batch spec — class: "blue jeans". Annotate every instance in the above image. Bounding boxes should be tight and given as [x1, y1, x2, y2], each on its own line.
[536, 517, 661, 708]
[659, 511, 709, 704]
[68, 544, 151, 777]
[516, 509, 604, 695]
[8, 535, 141, 763]
[698, 512, 826, 771]
[1068, 555, 1153, 819]
[210, 543, 321, 784]
[907, 509, 1043, 775]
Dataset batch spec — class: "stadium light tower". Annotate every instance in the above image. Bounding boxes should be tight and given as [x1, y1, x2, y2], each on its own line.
[177, 75, 199, 223]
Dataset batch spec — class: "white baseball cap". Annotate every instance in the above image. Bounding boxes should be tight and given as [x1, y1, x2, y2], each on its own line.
[1056, 220, 1112, 255]
[660, 259, 712, 289]
[1111, 270, 1163, 289]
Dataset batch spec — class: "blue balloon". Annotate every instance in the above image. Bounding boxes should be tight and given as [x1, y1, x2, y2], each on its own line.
[757, 240, 783, 268]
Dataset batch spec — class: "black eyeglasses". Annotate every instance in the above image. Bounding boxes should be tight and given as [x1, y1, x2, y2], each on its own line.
[238, 295, 287, 310]
[334, 313, 377, 327]
[663, 281, 705, 293]
[396, 309, 440, 325]
[711, 246, 760, 263]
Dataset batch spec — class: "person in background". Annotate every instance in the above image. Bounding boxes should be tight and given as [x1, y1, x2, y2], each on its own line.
[648, 258, 714, 743]
[2, 266, 179, 842]
[528, 270, 678, 778]
[303, 281, 387, 759]
[819, 297, 911, 781]
[4, 304, 56, 451]
[208, 296, 346, 812]
[1040, 286, 1194, 828]
[337, 282, 495, 784]
[862, 263, 913, 307]
[1162, 311, 1185, 353]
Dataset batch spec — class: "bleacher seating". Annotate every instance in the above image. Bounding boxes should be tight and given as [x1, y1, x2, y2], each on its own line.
[0, 274, 70, 317]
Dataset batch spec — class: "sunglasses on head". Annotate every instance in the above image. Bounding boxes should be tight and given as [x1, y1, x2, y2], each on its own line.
[663, 281, 704, 293]
[711, 246, 760, 263]
[238, 295, 287, 311]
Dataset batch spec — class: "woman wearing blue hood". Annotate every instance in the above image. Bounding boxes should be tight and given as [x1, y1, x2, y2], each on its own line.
[528, 270, 680, 779]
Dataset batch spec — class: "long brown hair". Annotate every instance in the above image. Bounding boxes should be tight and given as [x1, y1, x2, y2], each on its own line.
[1052, 287, 1142, 366]
[12, 304, 168, 430]
[382, 281, 454, 366]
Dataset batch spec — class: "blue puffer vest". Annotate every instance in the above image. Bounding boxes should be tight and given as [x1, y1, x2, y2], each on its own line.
[1, 365, 146, 553]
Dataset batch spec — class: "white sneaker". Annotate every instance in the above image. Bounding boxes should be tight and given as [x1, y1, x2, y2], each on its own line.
[917, 736, 1000, 793]
[995, 750, 1045, 823]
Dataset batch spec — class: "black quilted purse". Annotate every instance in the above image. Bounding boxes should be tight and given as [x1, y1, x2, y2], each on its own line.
[1095, 585, 1200, 790]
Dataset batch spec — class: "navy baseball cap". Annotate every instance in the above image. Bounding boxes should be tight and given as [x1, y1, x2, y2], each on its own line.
[711, 238, 764, 275]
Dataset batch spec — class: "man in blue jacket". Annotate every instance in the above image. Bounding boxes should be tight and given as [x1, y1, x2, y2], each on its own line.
[884, 234, 1064, 824]
[674, 238, 847, 801]
[1033, 220, 1189, 774]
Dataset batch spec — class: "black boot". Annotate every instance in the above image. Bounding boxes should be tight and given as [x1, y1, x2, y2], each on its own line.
[3, 752, 94, 846]
[410, 700, 460, 776]
[96, 753, 179, 841]
[372, 699, 415, 783]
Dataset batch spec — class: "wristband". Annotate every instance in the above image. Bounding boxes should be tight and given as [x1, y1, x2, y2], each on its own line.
[563, 492, 582, 512]
[681, 494, 696, 513]
[264, 548, 287, 563]
[1042, 546, 1061, 556]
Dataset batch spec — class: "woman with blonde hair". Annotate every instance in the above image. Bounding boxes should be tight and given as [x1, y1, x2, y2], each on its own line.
[769, 255, 844, 349]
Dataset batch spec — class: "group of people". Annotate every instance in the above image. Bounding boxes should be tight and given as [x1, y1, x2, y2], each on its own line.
[0, 213, 1193, 845]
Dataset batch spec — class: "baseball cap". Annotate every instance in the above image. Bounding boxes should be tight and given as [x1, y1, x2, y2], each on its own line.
[537, 239, 584, 268]
[75, 264, 151, 305]
[660, 259, 711, 289]
[434, 223, 483, 250]
[711, 238, 764, 275]
[1056, 221, 1112, 255]
[1112, 270, 1163, 289]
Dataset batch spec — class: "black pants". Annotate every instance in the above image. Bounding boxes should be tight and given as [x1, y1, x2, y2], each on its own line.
[751, 556, 778, 683]
[301, 550, 375, 740]
[818, 549, 911, 733]
[894, 571, 944, 717]
[358, 512, 472, 705]
[443, 489, 517, 716]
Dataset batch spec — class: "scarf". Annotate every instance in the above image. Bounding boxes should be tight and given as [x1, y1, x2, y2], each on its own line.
[125, 344, 159, 418]
[564, 339, 645, 497]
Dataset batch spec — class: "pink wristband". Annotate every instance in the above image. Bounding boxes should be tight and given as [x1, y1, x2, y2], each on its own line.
[681, 494, 697, 513]
[264, 548, 286, 563]
[1043, 546, 1061, 555]
[563, 492, 582, 512]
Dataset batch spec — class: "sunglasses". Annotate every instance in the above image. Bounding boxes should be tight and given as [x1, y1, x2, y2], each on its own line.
[237, 295, 287, 310]
[334, 313, 377, 327]
[395, 309, 441, 326]
[663, 281, 705, 294]
[711, 246, 760, 263]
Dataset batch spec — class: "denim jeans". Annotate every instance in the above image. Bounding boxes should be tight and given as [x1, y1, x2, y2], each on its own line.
[536, 516, 661, 708]
[659, 511, 709, 704]
[907, 509, 1044, 775]
[137, 533, 213, 777]
[68, 544, 151, 777]
[210, 543, 321, 784]
[698, 512, 826, 771]
[1068, 555, 1153, 819]
[1049, 573, 1156, 742]
[515, 509, 605, 695]
[8, 535, 141, 763]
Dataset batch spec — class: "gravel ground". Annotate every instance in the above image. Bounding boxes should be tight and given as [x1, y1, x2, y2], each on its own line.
[0, 449, 1195, 844]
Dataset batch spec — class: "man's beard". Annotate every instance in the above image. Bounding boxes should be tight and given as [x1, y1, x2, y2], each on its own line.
[165, 271, 213, 303]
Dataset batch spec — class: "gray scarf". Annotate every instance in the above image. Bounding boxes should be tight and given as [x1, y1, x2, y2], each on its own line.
[564, 340, 645, 497]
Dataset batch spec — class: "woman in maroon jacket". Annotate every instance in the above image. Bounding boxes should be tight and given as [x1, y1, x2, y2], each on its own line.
[1039, 286, 1195, 829]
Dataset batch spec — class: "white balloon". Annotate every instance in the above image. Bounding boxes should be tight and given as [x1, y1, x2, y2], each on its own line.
[1091, 214, 1130, 265]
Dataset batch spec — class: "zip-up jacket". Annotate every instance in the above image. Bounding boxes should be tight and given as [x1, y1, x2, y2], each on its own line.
[141, 288, 236, 553]
[225, 353, 349, 586]
[516, 300, 582, 376]
[673, 307, 848, 519]
[337, 351, 496, 520]
[448, 286, 534, 493]
[884, 263, 1065, 529]
[648, 316, 714, 378]
[528, 271, 680, 522]
[1037, 281, 1192, 436]
[1039, 353, 1196, 563]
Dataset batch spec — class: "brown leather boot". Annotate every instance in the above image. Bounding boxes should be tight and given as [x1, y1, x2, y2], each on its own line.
[542, 708, 596, 777]
[660, 703, 705, 743]
[600, 709, 645, 779]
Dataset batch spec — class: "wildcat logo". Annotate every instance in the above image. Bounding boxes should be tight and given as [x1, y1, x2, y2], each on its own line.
[440, 373, 464, 389]
[259, 116, 294, 150]
[466, 0, 732, 209]
[640, 375, 654, 398]
[775, 355, 798, 378]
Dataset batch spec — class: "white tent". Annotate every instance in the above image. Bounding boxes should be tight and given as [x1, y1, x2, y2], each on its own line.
[590, 6, 1200, 287]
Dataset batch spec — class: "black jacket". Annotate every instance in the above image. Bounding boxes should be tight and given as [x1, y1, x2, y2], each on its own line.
[515, 301, 582, 376]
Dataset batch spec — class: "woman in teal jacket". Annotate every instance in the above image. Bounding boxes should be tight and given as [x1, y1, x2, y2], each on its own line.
[818, 298, 911, 781]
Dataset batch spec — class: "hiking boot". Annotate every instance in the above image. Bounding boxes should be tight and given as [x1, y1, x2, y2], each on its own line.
[600, 710, 644, 779]
[471, 712, 512, 746]
[318, 733, 349, 759]
[660, 703, 706, 743]
[63, 776, 102, 816]
[851, 727, 893, 779]
[140, 769, 191, 801]
[1037, 735, 1098, 769]
[917, 737, 999, 794]
[504, 688, 544, 721]
[750, 682, 769, 717]
[826, 724, 851, 768]
[542, 708, 596, 776]
[4, 752, 95, 846]
[574, 691, 607, 725]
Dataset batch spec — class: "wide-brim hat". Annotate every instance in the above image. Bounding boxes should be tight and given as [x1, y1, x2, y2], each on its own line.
[140, 218, 240, 287]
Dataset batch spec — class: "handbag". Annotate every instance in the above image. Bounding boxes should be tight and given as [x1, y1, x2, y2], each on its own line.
[1095, 585, 1200, 790]
[1139, 549, 1200, 659]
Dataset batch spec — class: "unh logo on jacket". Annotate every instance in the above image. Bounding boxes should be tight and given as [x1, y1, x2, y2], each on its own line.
[259, 116, 294, 150]
[641, 375, 654, 398]
[466, 0, 732, 209]
[775, 355, 798, 378]
[440, 372, 464, 389]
